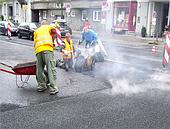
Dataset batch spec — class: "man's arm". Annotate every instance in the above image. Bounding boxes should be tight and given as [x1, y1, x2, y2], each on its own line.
[91, 31, 97, 41]
[33, 31, 37, 47]
[81, 32, 85, 42]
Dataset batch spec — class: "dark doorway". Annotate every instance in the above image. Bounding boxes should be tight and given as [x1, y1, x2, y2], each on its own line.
[162, 3, 169, 32]
[8, 6, 13, 20]
[32, 10, 39, 23]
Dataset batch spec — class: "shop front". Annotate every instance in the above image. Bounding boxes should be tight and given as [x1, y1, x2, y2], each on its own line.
[112, 1, 137, 33]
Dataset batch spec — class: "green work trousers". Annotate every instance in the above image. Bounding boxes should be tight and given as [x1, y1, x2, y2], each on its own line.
[36, 51, 58, 92]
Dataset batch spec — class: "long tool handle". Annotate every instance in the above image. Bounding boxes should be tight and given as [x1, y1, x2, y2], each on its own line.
[0, 63, 13, 68]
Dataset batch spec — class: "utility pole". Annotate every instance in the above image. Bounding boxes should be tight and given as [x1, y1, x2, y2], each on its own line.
[61, 0, 63, 17]
[60, 0, 64, 19]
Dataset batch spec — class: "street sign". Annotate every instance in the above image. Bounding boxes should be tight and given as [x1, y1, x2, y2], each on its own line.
[102, 1, 111, 11]
[64, 3, 71, 13]
[22, 5, 28, 10]
[152, 18, 156, 26]
[152, 11, 157, 18]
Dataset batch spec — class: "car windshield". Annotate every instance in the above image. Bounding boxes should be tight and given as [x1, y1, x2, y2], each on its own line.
[30, 23, 37, 28]
[58, 22, 67, 27]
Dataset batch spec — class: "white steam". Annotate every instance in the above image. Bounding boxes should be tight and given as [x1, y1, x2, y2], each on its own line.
[110, 79, 144, 96]
[108, 71, 170, 96]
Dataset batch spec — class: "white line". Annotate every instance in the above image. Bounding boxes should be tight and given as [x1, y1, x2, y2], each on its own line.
[105, 58, 163, 72]
[105, 58, 130, 65]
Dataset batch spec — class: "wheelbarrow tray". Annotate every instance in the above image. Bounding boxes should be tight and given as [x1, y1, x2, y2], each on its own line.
[12, 61, 36, 75]
[0, 61, 36, 88]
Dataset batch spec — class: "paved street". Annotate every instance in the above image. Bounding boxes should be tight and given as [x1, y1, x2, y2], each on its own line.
[1, 33, 170, 129]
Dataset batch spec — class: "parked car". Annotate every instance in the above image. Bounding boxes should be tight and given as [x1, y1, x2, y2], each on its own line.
[51, 19, 72, 37]
[17, 22, 38, 40]
[0, 21, 18, 36]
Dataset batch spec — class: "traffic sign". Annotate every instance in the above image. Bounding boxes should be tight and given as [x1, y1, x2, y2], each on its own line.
[152, 11, 157, 18]
[152, 18, 156, 26]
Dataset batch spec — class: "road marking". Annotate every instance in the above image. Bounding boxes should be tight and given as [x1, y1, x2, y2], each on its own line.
[105, 58, 130, 65]
[0, 39, 33, 48]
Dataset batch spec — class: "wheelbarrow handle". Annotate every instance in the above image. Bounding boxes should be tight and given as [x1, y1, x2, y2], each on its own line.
[0, 68, 16, 75]
[0, 63, 13, 68]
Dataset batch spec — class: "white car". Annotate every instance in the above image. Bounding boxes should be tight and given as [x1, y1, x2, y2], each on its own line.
[0, 21, 18, 36]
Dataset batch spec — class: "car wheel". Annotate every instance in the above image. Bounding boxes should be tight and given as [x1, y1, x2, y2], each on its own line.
[18, 32, 22, 38]
[29, 34, 33, 41]
[5, 30, 8, 36]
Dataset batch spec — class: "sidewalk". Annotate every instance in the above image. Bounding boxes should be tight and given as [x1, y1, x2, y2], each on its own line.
[72, 30, 164, 46]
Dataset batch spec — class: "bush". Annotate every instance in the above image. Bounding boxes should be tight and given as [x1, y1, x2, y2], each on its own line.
[141, 26, 147, 37]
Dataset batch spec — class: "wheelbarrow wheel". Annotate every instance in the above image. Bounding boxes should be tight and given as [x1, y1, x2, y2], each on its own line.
[74, 56, 85, 73]
[94, 52, 104, 62]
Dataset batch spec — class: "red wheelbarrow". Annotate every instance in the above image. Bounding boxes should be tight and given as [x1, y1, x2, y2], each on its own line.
[0, 61, 36, 88]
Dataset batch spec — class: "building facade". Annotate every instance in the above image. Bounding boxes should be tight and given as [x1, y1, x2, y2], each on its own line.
[105, 0, 170, 37]
[31, 0, 70, 23]
[1, 0, 170, 37]
[0, 0, 31, 23]
[31, 0, 105, 31]
[136, 0, 170, 37]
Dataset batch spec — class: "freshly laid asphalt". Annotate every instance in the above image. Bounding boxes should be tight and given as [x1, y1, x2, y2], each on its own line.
[1, 89, 170, 129]
[1, 34, 170, 129]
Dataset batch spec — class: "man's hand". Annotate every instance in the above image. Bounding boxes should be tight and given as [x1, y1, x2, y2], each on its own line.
[78, 40, 82, 45]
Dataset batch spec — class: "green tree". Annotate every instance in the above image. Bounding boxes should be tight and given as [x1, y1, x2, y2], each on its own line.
[0, 0, 6, 3]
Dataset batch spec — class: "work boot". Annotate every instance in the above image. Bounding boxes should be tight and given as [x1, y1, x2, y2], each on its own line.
[50, 90, 59, 95]
[37, 87, 47, 92]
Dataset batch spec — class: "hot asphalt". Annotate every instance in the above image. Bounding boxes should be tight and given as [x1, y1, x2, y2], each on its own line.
[1, 33, 170, 129]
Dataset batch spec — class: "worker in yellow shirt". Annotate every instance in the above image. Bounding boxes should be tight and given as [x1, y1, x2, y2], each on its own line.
[34, 20, 58, 95]
[62, 33, 74, 71]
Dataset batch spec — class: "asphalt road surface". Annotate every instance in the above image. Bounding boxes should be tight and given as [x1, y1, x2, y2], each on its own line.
[1, 34, 170, 129]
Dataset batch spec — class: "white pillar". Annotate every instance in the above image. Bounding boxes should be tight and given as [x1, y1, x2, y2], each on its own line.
[105, 4, 113, 32]
[5, 2, 8, 21]
[13, 1, 15, 18]
[146, 1, 154, 37]
[27, 0, 31, 22]
[167, 0, 170, 26]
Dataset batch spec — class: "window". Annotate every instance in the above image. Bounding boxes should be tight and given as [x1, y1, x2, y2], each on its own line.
[43, 11, 47, 19]
[19, 23, 28, 28]
[16, 3, 19, 15]
[30, 23, 37, 28]
[93, 11, 101, 21]
[114, 7, 129, 28]
[51, 11, 54, 17]
[4, 4, 6, 15]
[82, 10, 87, 21]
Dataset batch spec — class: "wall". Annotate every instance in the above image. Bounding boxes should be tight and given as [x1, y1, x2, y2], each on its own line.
[65, 9, 81, 31]
[65, 8, 103, 32]
[154, 2, 163, 36]
[136, 2, 149, 36]
[2, 2, 7, 21]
